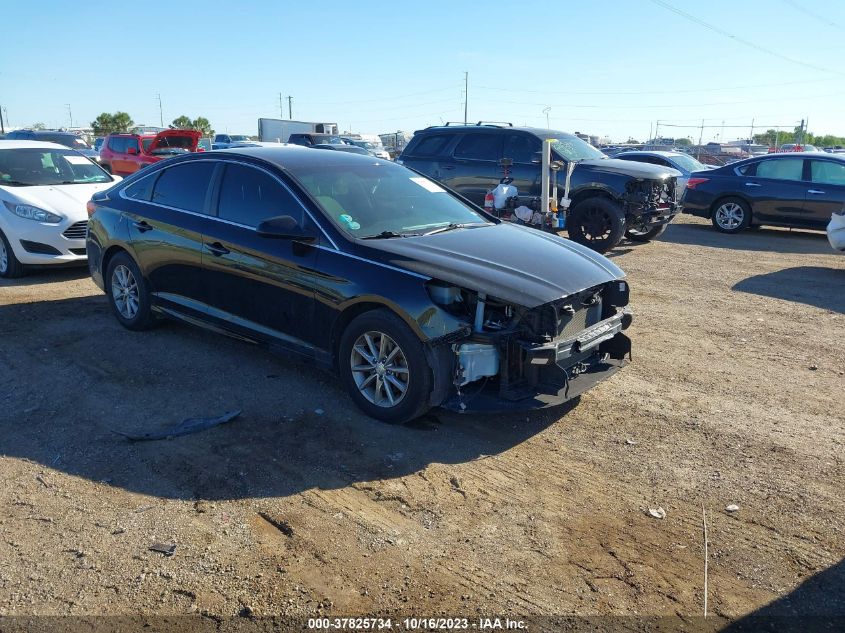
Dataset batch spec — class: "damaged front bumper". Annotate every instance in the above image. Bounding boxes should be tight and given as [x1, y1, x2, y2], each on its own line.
[436, 292, 632, 413]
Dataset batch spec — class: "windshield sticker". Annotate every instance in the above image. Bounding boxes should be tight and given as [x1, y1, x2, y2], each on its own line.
[410, 177, 445, 193]
[64, 155, 91, 165]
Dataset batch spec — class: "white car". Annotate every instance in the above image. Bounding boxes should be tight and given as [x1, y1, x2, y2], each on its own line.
[0, 141, 119, 278]
[828, 209, 845, 252]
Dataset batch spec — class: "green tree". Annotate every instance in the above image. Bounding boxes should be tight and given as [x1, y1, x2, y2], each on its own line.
[91, 112, 134, 136]
[675, 137, 691, 146]
[170, 115, 214, 137]
[29, 122, 46, 130]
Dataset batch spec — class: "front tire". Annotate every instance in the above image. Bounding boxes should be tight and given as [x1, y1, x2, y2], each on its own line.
[567, 198, 626, 253]
[625, 222, 668, 242]
[105, 252, 157, 330]
[0, 229, 25, 278]
[712, 197, 751, 233]
[339, 309, 433, 424]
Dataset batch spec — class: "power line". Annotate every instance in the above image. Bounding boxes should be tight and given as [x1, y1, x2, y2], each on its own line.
[782, 0, 843, 30]
[649, 0, 845, 76]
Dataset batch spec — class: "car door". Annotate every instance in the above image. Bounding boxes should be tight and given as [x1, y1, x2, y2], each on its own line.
[200, 160, 320, 355]
[503, 133, 542, 200]
[123, 161, 217, 318]
[446, 133, 503, 205]
[743, 157, 807, 225]
[804, 159, 845, 228]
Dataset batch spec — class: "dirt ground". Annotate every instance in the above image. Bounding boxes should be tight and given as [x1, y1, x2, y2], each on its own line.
[1, 215, 843, 628]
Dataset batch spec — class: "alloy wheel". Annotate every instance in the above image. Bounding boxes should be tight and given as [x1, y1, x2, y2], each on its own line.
[111, 264, 140, 320]
[350, 331, 410, 408]
[715, 202, 744, 230]
[0, 239, 7, 274]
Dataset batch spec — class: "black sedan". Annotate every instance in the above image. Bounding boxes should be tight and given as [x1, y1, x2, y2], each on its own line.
[86, 147, 632, 423]
[682, 153, 845, 233]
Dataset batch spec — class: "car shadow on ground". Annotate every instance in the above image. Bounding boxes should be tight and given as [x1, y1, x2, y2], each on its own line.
[732, 266, 845, 314]
[722, 557, 845, 632]
[0, 265, 90, 287]
[0, 294, 570, 502]
[660, 222, 833, 255]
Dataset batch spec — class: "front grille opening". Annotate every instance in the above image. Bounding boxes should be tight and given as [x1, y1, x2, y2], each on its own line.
[63, 221, 88, 239]
[69, 248, 87, 256]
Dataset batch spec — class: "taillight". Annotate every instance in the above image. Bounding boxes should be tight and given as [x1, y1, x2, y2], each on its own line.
[686, 177, 710, 190]
[86, 201, 97, 217]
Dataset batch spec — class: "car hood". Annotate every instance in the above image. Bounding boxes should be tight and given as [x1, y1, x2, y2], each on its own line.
[1, 180, 118, 220]
[148, 129, 201, 153]
[358, 223, 624, 308]
[576, 157, 681, 180]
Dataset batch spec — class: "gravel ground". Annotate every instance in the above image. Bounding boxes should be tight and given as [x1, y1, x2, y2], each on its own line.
[0, 214, 843, 627]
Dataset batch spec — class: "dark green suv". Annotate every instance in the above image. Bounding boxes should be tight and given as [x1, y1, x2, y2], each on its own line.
[398, 123, 681, 252]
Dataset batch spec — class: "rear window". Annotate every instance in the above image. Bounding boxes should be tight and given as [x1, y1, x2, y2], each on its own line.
[151, 162, 215, 213]
[407, 134, 452, 157]
[453, 134, 501, 161]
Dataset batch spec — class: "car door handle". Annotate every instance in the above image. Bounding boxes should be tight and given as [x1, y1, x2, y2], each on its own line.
[744, 182, 762, 187]
[807, 189, 826, 195]
[133, 220, 153, 232]
[205, 242, 230, 257]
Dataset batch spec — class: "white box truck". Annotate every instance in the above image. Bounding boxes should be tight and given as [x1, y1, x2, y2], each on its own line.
[258, 119, 339, 143]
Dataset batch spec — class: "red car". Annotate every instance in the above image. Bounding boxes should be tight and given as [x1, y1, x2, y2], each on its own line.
[100, 129, 202, 176]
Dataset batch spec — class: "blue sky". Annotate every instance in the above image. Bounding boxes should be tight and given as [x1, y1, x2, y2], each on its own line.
[3, 0, 845, 142]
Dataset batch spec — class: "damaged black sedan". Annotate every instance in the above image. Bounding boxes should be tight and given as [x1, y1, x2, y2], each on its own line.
[87, 146, 632, 423]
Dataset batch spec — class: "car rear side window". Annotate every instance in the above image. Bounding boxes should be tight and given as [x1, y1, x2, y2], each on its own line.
[810, 160, 845, 186]
[217, 163, 303, 227]
[108, 137, 126, 152]
[408, 134, 452, 157]
[453, 134, 501, 161]
[123, 174, 157, 201]
[756, 158, 803, 181]
[151, 162, 215, 213]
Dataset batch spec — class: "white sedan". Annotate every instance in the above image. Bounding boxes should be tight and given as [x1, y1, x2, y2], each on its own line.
[0, 140, 119, 278]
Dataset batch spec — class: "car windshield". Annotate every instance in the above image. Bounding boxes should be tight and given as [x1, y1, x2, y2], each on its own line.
[291, 160, 492, 237]
[230, 135, 249, 142]
[142, 138, 155, 151]
[42, 134, 90, 150]
[668, 154, 706, 172]
[550, 136, 606, 161]
[0, 148, 112, 186]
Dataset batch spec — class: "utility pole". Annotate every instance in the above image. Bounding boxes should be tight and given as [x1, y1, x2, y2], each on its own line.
[654, 120, 660, 142]
[287, 96, 293, 120]
[0, 105, 4, 134]
[279, 93, 284, 118]
[543, 107, 551, 129]
[697, 119, 705, 160]
[65, 104, 73, 128]
[157, 94, 164, 127]
[648, 122, 653, 143]
[463, 71, 468, 125]
[749, 118, 755, 143]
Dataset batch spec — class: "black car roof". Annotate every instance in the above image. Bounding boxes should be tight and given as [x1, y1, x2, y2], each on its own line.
[416, 125, 578, 139]
[211, 145, 389, 169]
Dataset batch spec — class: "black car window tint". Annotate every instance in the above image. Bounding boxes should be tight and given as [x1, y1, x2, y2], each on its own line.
[410, 134, 452, 157]
[123, 175, 156, 201]
[756, 158, 803, 181]
[810, 160, 845, 186]
[151, 162, 215, 213]
[218, 163, 303, 227]
[454, 134, 501, 161]
[504, 134, 541, 163]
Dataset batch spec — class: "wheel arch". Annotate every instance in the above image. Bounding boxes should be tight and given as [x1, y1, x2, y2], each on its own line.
[330, 300, 417, 372]
[101, 245, 133, 290]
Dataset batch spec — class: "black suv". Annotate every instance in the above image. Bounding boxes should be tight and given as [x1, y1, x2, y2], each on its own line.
[398, 123, 681, 252]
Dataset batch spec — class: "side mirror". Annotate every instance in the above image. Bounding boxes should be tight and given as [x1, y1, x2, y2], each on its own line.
[127, 146, 138, 155]
[256, 215, 315, 242]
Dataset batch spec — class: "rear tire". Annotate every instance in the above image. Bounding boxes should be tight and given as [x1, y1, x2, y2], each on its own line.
[0, 229, 25, 278]
[711, 197, 751, 233]
[338, 309, 433, 424]
[105, 252, 157, 331]
[625, 223, 668, 242]
[567, 198, 626, 253]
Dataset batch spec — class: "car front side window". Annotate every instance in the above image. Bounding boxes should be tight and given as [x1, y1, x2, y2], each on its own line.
[217, 163, 304, 228]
